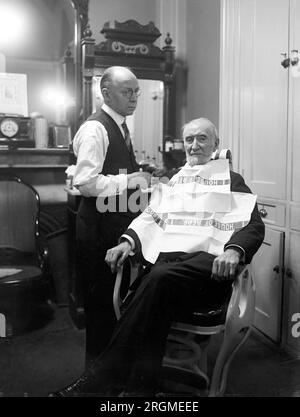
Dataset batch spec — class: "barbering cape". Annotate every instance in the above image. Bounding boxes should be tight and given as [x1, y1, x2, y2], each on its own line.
[129, 159, 257, 264]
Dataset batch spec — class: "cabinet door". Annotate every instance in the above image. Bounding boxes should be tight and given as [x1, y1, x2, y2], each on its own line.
[285, 232, 300, 353]
[239, 0, 289, 199]
[252, 227, 284, 342]
[285, 0, 300, 354]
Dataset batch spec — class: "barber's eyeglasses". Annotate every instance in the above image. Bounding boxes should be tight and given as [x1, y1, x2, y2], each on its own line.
[120, 88, 141, 99]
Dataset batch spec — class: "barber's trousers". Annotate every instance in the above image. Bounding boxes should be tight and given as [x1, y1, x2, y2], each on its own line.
[86, 251, 232, 396]
[76, 201, 135, 366]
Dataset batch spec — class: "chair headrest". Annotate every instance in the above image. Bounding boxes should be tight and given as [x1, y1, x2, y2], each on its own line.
[213, 149, 232, 163]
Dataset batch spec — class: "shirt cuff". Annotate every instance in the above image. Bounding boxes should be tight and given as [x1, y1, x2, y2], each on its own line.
[119, 234, 135, 255]
[116, 173, 128, 194]
[225, 244, 245, 263]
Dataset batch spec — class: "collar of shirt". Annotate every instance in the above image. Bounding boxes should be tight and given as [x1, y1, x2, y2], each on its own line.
[102, 103, 126, 138]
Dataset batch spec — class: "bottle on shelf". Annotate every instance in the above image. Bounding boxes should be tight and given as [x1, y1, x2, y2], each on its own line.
[146, 156, 157, 174]
[164, 135, 174, 152]
[173, 139, 184, 150]
[151, 157, 157, 168]
[157, 146, 164, 169]
[139, 150, 149, 171]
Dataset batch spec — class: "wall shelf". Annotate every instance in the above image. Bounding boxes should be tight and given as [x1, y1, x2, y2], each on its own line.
[0, 148, 70, 168]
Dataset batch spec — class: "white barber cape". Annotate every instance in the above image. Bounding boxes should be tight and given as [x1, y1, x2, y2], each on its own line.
[129, 159, 257, 264]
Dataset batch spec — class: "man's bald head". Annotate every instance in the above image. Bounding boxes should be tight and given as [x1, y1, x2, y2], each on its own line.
[100, 66, 140, 117]
[100, 66, 137, 90]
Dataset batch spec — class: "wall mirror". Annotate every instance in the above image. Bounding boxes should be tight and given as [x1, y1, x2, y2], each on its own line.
[64, 5, 176, 168]
[92, 76, 164, 166]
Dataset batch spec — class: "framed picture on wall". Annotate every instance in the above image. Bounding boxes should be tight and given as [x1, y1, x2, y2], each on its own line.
[0, 72, 28, 116]
[53, 125, 71, 148]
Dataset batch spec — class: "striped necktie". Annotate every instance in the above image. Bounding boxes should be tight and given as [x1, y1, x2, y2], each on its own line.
[121, 120, 132, 151]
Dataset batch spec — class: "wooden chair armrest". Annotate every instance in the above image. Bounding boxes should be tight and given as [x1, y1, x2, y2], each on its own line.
[225, 264, 255, 332]
[113, 256, 141, 320]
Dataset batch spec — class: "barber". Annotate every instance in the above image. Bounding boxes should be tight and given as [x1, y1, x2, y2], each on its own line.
[72, 66, 151, 365]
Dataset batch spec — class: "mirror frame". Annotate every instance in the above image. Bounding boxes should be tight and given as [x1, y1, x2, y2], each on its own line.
[65, 2, 175, 152]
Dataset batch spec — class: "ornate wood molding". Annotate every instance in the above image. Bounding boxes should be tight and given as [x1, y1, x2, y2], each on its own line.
[101, 20, 161, 41]
[68, 0, 90, 131]
[95, 20, 163, 58]
[69, 0, 89, 36]
[80, 19, 176, 135]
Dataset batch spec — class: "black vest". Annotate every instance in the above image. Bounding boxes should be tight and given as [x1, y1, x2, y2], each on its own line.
[88, 109, 139, 174]
[78, 109, 142, 221]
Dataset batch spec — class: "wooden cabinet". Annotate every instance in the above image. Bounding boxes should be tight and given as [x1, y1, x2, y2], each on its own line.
[220, 0, 300, 354]
[252, 228, 284, 342]
[284, 232, 300, 351]
[239, 0, 290, 201]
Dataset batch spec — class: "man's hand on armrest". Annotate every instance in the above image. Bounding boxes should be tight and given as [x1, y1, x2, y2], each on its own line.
[211, 248, 242, 282]
[105, 241, 132, 274]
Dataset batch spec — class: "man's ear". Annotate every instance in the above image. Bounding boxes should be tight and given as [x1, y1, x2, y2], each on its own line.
[101, 88, 109, 100]
[214, 137, 220, 151]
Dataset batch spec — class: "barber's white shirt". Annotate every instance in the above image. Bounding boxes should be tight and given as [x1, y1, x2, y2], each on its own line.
[72, 103, 131, 198]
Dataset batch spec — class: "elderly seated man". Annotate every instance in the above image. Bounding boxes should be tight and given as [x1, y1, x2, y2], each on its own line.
[53, 117, 265, 397]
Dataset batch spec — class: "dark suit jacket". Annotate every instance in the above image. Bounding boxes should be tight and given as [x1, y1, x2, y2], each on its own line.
[125, 170, 265, 265]
[223, 171, 265, 264]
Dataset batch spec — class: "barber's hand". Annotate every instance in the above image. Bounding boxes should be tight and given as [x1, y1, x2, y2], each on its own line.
[211, 249, 241, 282]
[105, 241, 132, 273]
[127, 171, 152, 190]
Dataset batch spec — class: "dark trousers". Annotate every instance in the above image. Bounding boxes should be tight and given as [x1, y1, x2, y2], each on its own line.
[86, 251, 232, 396]
[76, 198, 135, 365]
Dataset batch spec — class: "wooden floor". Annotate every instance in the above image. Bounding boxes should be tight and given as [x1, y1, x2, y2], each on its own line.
[0, 304, 299, 397]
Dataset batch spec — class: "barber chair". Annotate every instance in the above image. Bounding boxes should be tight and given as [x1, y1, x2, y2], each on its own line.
[0, 176, 51, 337]
[213, 148, 232, 169]
[114, 258, 255, 397]
[113, 148, 255, 396]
